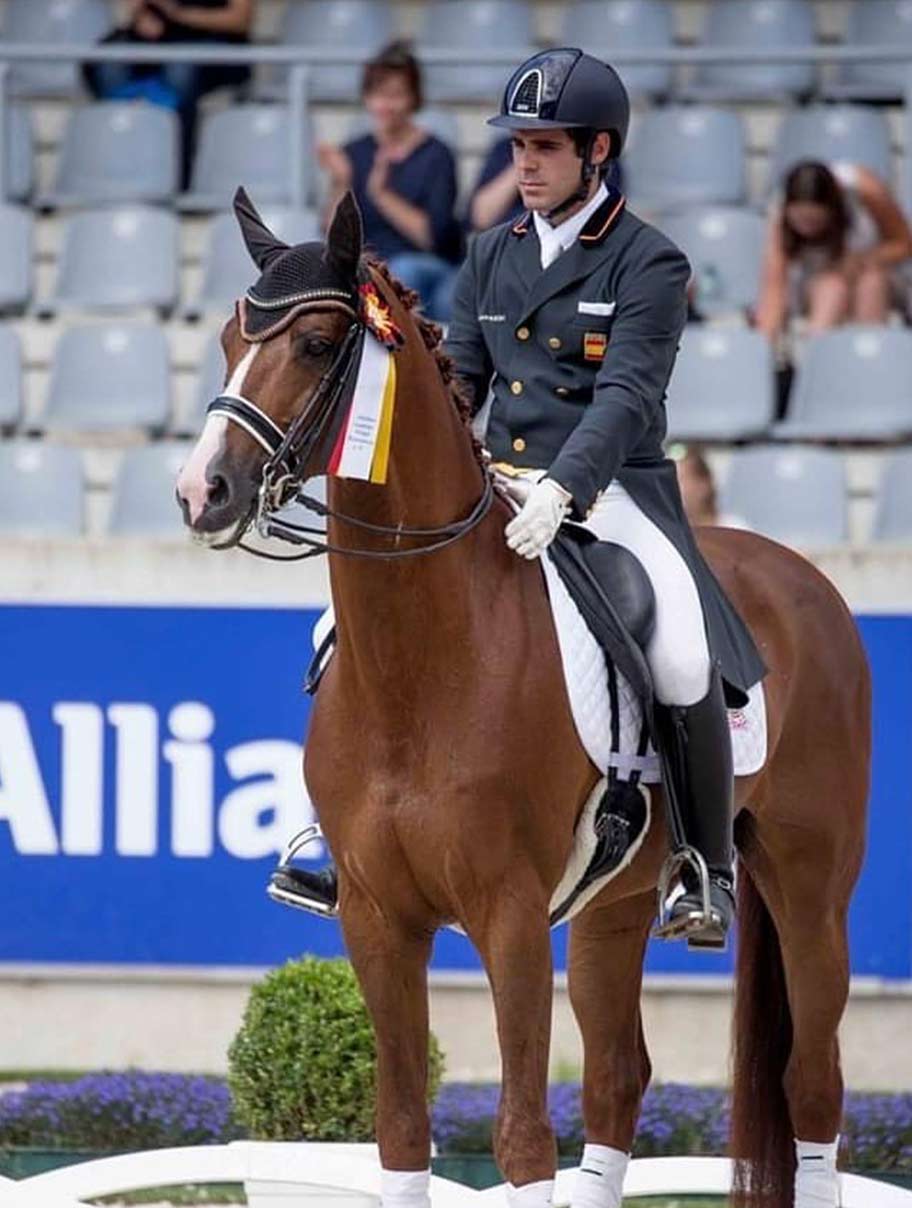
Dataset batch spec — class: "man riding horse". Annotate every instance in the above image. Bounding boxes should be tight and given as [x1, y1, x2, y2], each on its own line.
[274, 48, 765, 950]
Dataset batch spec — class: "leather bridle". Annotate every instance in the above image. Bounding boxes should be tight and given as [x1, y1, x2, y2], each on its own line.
[205, 302, 494, 563]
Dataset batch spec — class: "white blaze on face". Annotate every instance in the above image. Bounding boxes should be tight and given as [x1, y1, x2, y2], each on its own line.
[177, 343, 260, 524]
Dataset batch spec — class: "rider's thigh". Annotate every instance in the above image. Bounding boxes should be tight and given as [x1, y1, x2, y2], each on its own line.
[583, 483, 711, 707]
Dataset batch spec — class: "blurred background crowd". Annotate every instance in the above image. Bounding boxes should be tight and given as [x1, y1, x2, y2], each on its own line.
[2, 0, 912, 550]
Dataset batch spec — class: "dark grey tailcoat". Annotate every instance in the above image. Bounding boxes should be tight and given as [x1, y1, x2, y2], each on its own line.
[443, 187, 765, 700]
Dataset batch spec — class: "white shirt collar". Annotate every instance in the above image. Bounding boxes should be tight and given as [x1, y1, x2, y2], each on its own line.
[532, 182, 609, 271]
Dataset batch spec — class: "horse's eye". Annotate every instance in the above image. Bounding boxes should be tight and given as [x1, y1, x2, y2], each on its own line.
[299, 336, 333, 359]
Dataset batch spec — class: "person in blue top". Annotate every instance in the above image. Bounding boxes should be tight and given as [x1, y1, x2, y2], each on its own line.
[318, 41, 463, 321]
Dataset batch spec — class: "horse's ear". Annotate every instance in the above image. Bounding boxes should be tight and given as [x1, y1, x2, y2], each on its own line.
[233, 186, 288, 270]
[325, 190, 363, 281]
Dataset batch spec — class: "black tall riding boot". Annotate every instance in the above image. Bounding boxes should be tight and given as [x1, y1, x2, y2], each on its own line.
[652, 666, 735, 950]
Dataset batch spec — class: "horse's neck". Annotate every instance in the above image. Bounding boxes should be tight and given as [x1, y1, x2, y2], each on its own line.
[326, 346, 487, 672]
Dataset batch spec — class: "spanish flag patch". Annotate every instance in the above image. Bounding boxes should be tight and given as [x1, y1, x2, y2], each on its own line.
[583, 331, 608, 362]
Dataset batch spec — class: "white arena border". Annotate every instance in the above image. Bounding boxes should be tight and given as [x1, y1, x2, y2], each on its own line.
[2, 1144, 912, 1207]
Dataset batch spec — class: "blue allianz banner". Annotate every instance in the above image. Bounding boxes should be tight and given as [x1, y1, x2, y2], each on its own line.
[1, 605, 910, 977]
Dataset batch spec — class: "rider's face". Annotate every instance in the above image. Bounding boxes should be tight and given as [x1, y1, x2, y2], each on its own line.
[511, 129, 609, 214]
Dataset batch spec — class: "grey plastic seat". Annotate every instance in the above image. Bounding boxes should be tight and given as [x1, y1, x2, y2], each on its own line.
[2, 0, 111, 97]
[419, 1, 536, 102]
[767, 106, 892, 194]
[51, 207, 178, 313]
[44, 324, 170, 434]
[719, 446, 847, 545]
[263, 0, 395, 102]
[183, 106, 310, 211]
[187, 207, 320, 318]
[0, 325, 22, 427]
[188, 331, 227, 433]
[658, 206, 765, 317]
[49, 103, 179, 206]
[829, 2, 912, 100]
[0, 206, 32, 312]
[871, 449, 912, 541]
[666, 327, 774, 441]
[776, 326, 912, 441]
[3, 105, 33, 202]
[624, 108, 746, 210]
[0, 440, 84, 536]
[559, 1, 672, 99]
[687, 0, 816, 100]
[109, 441, 192, 536]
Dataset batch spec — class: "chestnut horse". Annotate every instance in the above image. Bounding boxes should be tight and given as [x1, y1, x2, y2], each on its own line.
[178, 196, 869, 1208]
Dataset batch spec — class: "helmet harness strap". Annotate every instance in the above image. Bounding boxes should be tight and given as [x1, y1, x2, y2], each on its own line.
[542, 129, 600, 222]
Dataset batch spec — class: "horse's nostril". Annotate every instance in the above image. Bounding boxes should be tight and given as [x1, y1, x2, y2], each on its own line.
[209, 473, 230, 508]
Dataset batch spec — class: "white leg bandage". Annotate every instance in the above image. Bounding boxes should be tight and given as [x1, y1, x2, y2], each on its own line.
[572, 1143, 629, 1208]
[506, 1178, 554, 1208]
[794, 1137, 841, 1207]
[381, 1167, 431, 1208]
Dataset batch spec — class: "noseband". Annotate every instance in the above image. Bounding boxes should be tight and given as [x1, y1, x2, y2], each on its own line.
[205, 302, 494, 563]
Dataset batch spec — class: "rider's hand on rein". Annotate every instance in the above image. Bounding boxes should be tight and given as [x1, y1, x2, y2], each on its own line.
[504, 477, 572, 560]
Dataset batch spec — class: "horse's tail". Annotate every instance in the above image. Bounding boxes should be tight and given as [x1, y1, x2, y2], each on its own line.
[730, 861, 795, 1208]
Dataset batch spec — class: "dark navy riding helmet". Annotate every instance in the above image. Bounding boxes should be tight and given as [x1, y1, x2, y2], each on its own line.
[488, 48, 630, 158]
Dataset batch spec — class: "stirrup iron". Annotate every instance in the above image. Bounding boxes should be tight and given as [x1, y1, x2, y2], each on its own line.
[266, 823, 338, 918]
[653, 845, 714, 941]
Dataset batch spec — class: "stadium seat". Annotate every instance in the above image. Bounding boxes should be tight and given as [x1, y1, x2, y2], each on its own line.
[2, 0, 111, 96]
[871, 448, 912, 541]
[264, 0, 395, 102]
[182, 106, 311, 211]
[686, 0, 816, 101]
[108, 442, 190, 536]
[0, 205, 32, 312]
[44, 324, 170, 434]
[50, 207, 179, 313]
[624, 108, 747, 210]
[186, 207, 320, 318]
[559, 1, 673, 99]
[419, 1, 535, 103]
[776, 327, 912, 441]
[767, 105, 893, 194]
[48, 102, 179, 206]
[719, 446, 847, 545]
[0, 325, 22, 427]
[658, 206, 765, 317]
[0, 440, 84, 536]
[187, 330, 227, 434]
[3, 104, 33, 202]
[828, 1, 912, 101]
[666, 327, 775, 442]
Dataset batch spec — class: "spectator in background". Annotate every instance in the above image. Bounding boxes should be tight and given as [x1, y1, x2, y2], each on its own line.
[755, 159, 912, 341]
[465, 134, 623, 234]
[84, 0, 254, 188]
[319, 41, 462, 322]
[673, 444, 749, 530]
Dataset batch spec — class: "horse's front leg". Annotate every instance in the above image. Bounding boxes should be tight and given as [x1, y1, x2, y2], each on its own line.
[469, 881, 557, 1207]
[341, 892, 434, 1208]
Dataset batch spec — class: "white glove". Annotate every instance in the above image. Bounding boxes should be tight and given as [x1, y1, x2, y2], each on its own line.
[504, 477, 572, 559]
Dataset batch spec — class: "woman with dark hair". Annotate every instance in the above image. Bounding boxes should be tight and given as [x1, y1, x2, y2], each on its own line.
[318, 40, 462, 321]
[755, 158, 912, 339]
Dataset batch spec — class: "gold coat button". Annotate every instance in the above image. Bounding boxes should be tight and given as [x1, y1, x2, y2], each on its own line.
[548, 336, 562, 350]
[516, 326, 530, 341]
[512, 437, 527, 453]
[510, 380, 524, 395]
[555, 386, 570, 397]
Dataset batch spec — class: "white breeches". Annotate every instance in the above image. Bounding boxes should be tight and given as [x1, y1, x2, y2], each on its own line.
[580, 480, 712, 707]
